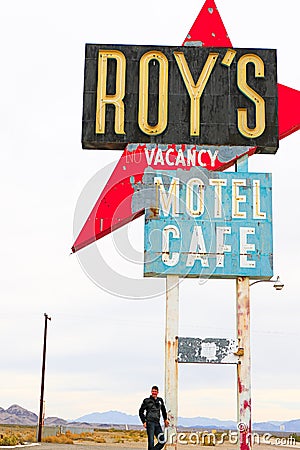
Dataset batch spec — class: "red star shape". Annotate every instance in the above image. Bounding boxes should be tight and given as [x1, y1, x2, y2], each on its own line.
[72, 0, 300, 253]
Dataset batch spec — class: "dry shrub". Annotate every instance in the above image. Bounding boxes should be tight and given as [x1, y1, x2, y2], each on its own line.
[0, 425, 36, 444]
[94, 436, 106, 443]
[0, 434, 20, 446]
[42, 434, 73, 444]
[66, 430, 93, 440]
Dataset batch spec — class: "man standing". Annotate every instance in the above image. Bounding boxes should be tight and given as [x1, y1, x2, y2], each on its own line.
[139, 385, 169, 450]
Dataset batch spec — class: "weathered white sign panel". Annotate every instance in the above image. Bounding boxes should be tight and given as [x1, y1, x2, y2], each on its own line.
[178, 337, 239, 364]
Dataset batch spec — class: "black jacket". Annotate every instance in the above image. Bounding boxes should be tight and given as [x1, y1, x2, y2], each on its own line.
[139, 395, 167, 423]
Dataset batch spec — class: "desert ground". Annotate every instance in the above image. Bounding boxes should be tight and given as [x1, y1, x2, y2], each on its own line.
[0, 426, 299, 450]
[26, 442, 300, 450]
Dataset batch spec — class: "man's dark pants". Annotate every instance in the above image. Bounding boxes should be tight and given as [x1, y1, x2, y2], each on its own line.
[146, 421, 166, 450]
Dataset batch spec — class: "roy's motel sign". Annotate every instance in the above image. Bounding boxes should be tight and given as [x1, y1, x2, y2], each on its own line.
[143, 170, 273, 279]
[82, 44, 278, 153]
[81, 43, 277, 280]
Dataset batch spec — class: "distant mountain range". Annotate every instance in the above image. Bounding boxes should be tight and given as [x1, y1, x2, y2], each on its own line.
[1, 405, 299, 432]
[0, 405, 38, 425]
[74, 411, 300, 432]
[0, 405, 67, 426]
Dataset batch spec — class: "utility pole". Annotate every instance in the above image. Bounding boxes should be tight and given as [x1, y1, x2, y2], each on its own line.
[37, 313, 51, 442]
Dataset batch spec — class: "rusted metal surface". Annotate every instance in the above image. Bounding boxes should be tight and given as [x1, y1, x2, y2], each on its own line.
[165, 275, 179, 449]
[236, 276, 251, 450]
[178, 337, 239, 364]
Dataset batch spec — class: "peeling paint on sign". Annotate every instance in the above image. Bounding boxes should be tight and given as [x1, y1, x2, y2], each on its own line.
[143, 168, 273, 279]
[178, 337, 239, 364]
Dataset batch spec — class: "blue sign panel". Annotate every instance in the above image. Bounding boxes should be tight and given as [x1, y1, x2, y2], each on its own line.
[143, 169, 273, 279]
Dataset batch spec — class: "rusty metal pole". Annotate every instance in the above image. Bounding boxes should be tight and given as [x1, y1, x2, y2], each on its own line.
[236, 277, 251, 450]
[165, 275, 179, 450]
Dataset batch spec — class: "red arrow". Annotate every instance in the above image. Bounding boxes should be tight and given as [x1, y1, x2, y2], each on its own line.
[72, 0, 300, 253]
[278, 83, 300, 139]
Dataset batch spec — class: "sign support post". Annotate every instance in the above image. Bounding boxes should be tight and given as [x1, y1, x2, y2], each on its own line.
[165, 275, 179, 449]
[235, 155, 252, 450]
[236, 276, 251, 450]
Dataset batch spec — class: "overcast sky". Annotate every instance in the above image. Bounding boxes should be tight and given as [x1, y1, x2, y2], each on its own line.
[1, 0, 299, 424]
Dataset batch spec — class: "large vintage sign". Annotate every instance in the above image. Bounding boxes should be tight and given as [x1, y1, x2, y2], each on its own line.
[143, 169, 272, 279]
[72, 0, 300, 254]
[82, 44, 278, 152]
